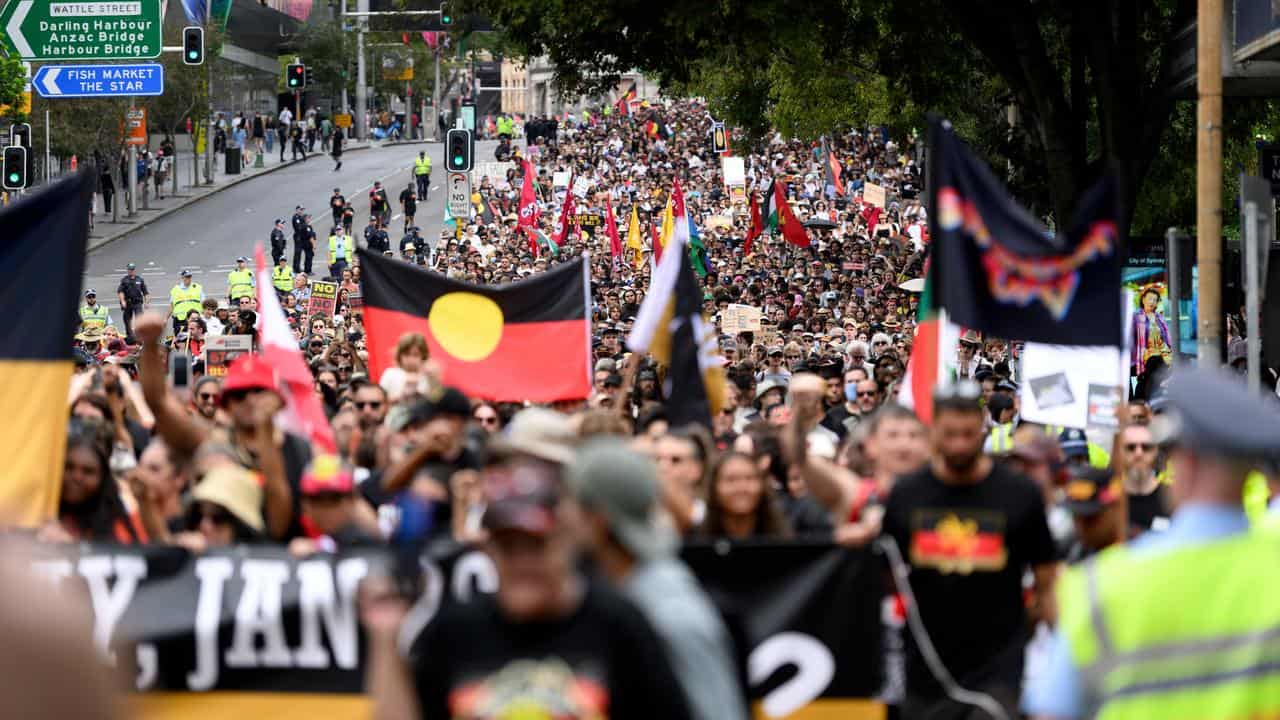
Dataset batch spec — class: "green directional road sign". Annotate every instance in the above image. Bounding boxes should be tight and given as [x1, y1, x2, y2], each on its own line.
[0, 0, 162, 61]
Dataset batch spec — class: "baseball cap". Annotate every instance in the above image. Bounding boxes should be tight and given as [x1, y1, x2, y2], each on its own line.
[300, 455, 355, 496]
[482, 461, 563, 535]
[220, 354, 277, 403]
[1058, 428, 1089, 459]
[180, 269, 192, 277]
[489, 407, 577, 465]
[84, 289, 96, 297]
[405, 387, 472, 427]
[567, 438, 675, 561]
[126, 262, 136, 270]
[1063, 467, 1122, 516]
[236, 256, 248, 263]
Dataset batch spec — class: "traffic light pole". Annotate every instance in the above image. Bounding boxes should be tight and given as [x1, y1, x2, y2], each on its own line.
[354, 0, 368, 141]
[432, 47, 441, 141]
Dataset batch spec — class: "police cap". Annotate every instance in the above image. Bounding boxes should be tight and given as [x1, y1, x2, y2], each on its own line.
[1152, 365, 1280, 461]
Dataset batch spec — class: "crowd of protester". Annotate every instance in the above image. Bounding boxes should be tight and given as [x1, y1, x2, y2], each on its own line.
[54, 97, 1270, 718]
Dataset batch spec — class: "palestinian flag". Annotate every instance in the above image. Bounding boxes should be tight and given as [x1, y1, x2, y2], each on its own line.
[899, 262, 958, 425]
[525, 226, 559, 258]
[0, 172, 94, 526]
[767, 179, 811, 248]
[614, 84, 636, 117]
[360, 249, 591, 402]
[744, 192, 763, 256]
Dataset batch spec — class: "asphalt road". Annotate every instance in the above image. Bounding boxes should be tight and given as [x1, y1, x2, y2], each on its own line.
[83, 139, 501, 310]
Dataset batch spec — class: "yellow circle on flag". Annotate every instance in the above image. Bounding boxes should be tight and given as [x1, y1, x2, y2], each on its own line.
[428, 292, 504, 361]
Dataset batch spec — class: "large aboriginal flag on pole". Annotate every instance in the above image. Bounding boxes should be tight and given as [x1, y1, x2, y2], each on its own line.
[0, 172, 94, 525]
[359, 249, 592, 402]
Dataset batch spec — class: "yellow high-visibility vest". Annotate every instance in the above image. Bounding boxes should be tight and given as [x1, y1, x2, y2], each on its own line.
[169, 283, 202, 322]
[227, 268, 254, 299]
[272, 265, 293, 293]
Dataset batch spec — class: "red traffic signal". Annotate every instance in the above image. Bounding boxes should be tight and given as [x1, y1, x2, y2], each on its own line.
[286, 63, 305, 89]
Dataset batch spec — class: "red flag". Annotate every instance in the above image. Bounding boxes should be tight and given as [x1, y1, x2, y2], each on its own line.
[517, 158, 541, 255]
[401, 32, 410, 44]
[254, 246, 336, 454]
[604, 198, 623, 260]
[827, 149, 845, 197]
[745, 192, 763, 255]
[650, 218, 662, 265]
[772, 181, 811, 248]
[552, 178, 577, 247]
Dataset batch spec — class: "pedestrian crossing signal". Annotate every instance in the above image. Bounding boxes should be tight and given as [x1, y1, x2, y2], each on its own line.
[440, 1, 452, 25]
[446, 128, 472, 172]
[182, 26, 204, 65]
[286, 63, 305, 89]
[3, 146, 27, 189]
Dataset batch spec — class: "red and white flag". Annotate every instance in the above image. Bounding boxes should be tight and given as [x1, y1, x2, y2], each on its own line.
[517, 159, 541, 256]
[552, 175, 577, 247]
[255, 246, 336, 454]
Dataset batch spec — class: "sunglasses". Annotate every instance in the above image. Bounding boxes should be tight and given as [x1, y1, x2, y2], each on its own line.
[336, 366, 354, 374]
[197, 392, 219, 402]
[857, 390, 878, 398]
[195, 504, 232, 526]
[474, 415, 498, 425]
[355, 400, 383, 410]
[1125, 442, 1155, 453]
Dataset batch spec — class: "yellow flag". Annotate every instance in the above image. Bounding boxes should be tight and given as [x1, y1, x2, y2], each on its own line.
[626, 205, 644, 269]
[659, 196, 674, 254]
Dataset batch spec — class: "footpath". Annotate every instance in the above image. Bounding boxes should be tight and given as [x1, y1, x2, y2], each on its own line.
[85, 136, 432, 251]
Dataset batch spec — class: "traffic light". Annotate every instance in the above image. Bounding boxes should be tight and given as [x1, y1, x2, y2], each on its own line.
[446, 128, 472, 172]
[286, 63, 305, 89]
[711, 122, 728, 154]
[439, 1, 452, 25]
[304, 65, 313, 87]
[3, 146, 27, 189]
[182, 26, 204, 65]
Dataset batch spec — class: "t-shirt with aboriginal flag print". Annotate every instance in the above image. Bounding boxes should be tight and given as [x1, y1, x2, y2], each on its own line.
[880, 462, 1055, 700]
[413, 577, 694, 720]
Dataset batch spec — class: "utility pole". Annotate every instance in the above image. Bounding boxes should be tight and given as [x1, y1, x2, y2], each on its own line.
[432, 46, 441, 141]
[127, 100, 137, 216]
[1196, 0, 1223, 365]
[204, 2, 213, 184]
[355, 0, 368, 141]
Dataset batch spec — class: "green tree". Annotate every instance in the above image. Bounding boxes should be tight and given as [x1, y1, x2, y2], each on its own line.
[465, 0, 1198, 232]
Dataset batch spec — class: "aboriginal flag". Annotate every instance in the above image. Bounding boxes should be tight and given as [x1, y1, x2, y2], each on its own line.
[359, 249, 592, 402]
[929, 117, 1122, 346]
[0, 172, 94, 526]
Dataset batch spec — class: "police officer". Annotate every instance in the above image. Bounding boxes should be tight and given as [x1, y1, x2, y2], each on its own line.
[269, 219, 288, 264]
[295, 212, 317, 275]
[116, 262, 149, 340]
[328, 225, 355, 280]
[227, 256, 255, 305]
[1025, 365, 1280, 719]
[291, 205, 307, 270]
[399, 226, 424, 263]
[169, 270, 203, 335]
[413, 150, 431, 199]
[272, 255, 294, 296]
[79, 289, 112, 332]
[365, 216, 390, 254]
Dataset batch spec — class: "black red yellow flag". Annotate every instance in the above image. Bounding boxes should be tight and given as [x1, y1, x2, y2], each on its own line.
[359, 248, 592, 402]
[929, 118, 1122, 346]
[0, 172, 94, 525]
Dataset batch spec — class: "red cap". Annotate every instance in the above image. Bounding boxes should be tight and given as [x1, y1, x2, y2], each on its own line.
[219, 354, 277, 404]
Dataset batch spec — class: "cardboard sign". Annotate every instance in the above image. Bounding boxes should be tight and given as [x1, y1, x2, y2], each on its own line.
[572, 175, 592, 199]
[348, 291, 363, 311]
[470, 161, 514, 184]
[863, 182, 886, 208]
[575, 213, 602, 227]
[308, 281, 339, 319]
[203, 335, 253, 378]
[552, 171, 571, 189]
[721, 304, 763, 334]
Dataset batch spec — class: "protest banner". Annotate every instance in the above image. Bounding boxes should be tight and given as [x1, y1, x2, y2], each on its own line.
[202, 335, 253, 377]
[572, 175, 593, 199]
[862, 182, 886, 208]
[722, 304, 763, 334]
[722, 155, 746, 202]
[552, 171, 571, 189]
[37, 542, 884, 718]
[348, 291, 362, 312]
[469, 161, 514, 185]
[308, 281, 339, 320]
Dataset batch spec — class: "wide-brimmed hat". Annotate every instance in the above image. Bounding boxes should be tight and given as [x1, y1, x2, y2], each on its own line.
[191, 465, 264, 533]
[488, 408, 577, 465]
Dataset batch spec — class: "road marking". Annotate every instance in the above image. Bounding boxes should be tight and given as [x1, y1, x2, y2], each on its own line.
[392, 213, 401, 221]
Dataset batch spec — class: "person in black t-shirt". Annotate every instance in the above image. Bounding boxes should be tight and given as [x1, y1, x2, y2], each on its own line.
[362, 459, 694, 720]
[1117, 423, 1171, 536]
[879, 382, 1056, 719]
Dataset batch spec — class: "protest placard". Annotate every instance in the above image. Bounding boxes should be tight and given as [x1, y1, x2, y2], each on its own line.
[722, 304, 763, 334]
[308, 281, 339, 319]
[722, 156, 746, 202]
[863, 182, 886, 208]
[203, 335, 253, 378]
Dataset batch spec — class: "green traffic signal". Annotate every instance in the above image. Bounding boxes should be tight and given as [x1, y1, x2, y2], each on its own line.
[452, 155, 462, 165]
[7, 173, 17, 183]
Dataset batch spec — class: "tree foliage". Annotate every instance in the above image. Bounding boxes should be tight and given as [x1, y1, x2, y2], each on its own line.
[466, 0, 1220, 234]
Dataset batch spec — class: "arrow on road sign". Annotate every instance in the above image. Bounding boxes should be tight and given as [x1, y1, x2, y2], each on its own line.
[5, 1, 32, 57]
[33, 64, 164, 98]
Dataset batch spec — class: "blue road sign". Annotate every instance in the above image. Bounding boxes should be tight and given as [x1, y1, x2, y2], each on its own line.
[33, 63, 164, 98]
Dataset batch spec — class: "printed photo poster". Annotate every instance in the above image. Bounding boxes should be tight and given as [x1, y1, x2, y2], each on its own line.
[308, 281, 339, 320]
[721, 156, 746, 203]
